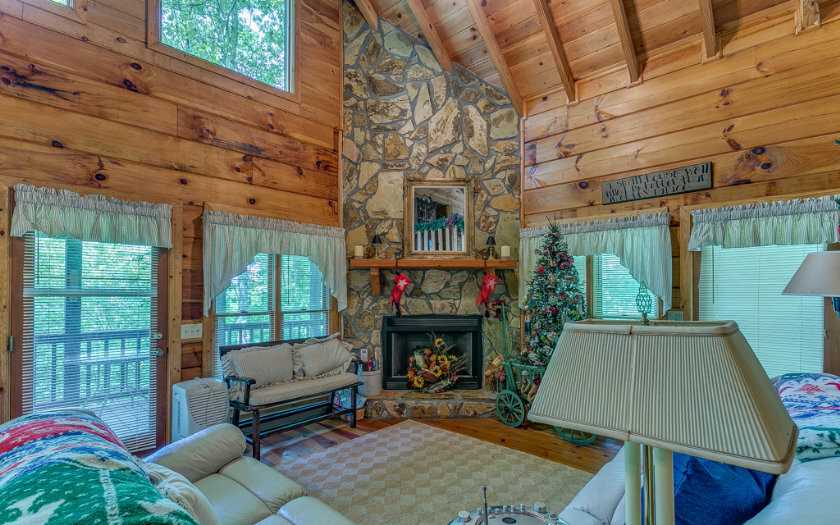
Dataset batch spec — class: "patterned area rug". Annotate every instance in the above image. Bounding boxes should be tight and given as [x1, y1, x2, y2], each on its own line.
[276, 420, 592, 525]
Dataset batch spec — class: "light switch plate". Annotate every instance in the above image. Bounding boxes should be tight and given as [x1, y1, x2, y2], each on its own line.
[180, 323, 203, 340]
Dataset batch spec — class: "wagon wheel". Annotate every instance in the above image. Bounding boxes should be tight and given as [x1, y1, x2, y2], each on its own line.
[496, 390, 526, 427]
[553, 427, 597, 446]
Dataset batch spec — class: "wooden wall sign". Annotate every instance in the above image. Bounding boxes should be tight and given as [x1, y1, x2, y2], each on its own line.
[602, 162, 713, 204]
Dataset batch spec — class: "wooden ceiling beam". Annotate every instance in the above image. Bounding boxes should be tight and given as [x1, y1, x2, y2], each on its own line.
[608, 0, 641, 83]
[406, 0, 453, 71]
[530, 0, 576, 102]
[466, 0, 524, 114]
[698, 0, 717, 58]
[796, 0, 821, 34]
[353, 0, 379, 31]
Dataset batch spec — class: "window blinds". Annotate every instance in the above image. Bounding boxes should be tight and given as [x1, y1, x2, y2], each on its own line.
[280, 255, 330, 340]
[699, 244, 825, 378]
[592, 254, 659, 320]
[20, 233, 162, 452]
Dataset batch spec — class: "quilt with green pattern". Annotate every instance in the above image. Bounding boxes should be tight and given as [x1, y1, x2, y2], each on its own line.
[0, 410, 197, 525]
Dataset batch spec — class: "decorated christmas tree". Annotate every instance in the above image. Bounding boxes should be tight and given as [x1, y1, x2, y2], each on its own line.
[525, 224, 585, 365]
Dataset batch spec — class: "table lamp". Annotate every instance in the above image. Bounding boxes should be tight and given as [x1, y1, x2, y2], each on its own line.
[783, 251, 840, 313]
[528, 320, 797, 525]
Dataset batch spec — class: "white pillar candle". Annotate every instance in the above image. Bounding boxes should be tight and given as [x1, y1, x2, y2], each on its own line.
[500, 245, 511, 258]
[354, 245, 365, 258]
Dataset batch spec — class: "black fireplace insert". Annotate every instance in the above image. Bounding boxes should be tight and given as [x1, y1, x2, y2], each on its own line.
[381, 314, 483, 390]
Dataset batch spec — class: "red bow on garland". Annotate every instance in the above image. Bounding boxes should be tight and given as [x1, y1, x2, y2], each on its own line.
[390, 272, 413, 314]
[476, 272, 501, 308]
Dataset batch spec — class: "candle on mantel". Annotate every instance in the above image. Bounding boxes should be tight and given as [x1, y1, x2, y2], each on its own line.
[500, 245, 511, 258]
[354, 245, 365, 258]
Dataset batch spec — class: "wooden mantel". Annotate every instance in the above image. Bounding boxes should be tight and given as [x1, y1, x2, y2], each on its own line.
[349, 257, 517, 295]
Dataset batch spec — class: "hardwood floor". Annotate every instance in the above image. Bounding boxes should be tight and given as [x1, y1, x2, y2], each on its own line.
[259, 417, 621, 475]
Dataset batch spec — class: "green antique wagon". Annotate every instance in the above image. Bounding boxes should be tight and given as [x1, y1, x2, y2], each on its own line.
[495, 359, 596, 446]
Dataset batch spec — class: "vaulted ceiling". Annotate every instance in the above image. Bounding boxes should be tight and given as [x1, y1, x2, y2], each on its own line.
[354, 0, 837, 112]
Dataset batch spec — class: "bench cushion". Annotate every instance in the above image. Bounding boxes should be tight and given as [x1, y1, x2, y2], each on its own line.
[226, 344, 294, 388]
[292, 335, 352, 378]
[247, 373, 359, 405]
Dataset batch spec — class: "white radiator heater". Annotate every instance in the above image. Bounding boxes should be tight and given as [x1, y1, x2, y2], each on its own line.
[171, 378, 229, 441]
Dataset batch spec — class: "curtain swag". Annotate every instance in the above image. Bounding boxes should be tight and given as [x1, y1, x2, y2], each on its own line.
[203, 210, 347, 316]
[10, 183, 172, 248]
[688, 195, 840, 251]
[519, 210, 673, 312]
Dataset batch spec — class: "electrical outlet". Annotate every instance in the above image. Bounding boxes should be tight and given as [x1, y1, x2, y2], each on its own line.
[180, 323, 203, 340]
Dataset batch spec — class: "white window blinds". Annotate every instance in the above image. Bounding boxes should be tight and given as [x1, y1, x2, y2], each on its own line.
[593, 254, 659, 320]
[213, 254, 329, 376]
[699, 244, 825, 378]
[19, 233, 163, 452]
[280, 255, 330, 340]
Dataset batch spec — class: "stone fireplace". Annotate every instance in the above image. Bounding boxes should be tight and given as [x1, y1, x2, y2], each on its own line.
[381, 314, 483, 390]
[340, 0, 522, 412]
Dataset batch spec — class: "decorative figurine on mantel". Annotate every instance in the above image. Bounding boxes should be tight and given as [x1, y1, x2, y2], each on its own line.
[371, 234, 386, 258]
[478, 235, 497, 260]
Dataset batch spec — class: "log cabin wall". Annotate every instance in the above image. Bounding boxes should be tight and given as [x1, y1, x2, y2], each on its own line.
[0, 0, 342, 381]
[521, 9, 840, 315]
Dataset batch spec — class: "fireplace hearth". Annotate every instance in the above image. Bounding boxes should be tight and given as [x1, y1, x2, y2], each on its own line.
[381, 314, 483, 390]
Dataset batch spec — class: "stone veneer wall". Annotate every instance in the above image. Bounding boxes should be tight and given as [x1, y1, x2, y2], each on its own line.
[340, 1, 522, 362]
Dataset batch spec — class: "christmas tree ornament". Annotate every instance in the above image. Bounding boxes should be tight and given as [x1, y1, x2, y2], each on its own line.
[524, 223, 586, 365]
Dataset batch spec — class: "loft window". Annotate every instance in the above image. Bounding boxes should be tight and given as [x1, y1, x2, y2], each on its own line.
[155, 0, 294, 92]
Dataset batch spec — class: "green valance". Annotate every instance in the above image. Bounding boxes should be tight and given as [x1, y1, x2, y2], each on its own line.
[688, 195, 840, 251]
[203, 209, 347, 316]
[11, 184, 172, 248]
[520, 210, 673, 312]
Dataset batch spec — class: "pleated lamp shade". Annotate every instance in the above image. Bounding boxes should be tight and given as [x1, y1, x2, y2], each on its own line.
[528, 320, 797, 474]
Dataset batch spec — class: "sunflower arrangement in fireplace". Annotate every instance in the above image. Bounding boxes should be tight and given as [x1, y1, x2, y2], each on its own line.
[406, 333, 466, 393]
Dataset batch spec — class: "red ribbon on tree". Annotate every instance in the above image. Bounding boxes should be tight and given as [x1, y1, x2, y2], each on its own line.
[390, 272, 412, 314]
[476, 272, 501, 308]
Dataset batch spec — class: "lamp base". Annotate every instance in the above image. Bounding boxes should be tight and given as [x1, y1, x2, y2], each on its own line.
[625, 444, 675, 525]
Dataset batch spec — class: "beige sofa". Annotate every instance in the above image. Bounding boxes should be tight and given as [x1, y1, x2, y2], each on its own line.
[146, 423, 356, 525]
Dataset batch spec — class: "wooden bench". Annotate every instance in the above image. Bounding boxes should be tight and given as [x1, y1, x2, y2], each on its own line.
[221, 339, 361, 459]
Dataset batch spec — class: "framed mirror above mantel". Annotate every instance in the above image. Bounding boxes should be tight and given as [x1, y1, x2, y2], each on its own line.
[404, 180, 473, 258]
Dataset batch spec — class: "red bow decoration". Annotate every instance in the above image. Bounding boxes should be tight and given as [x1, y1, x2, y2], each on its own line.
[476, 272, 501, 308]
[390, 272, 413, 313]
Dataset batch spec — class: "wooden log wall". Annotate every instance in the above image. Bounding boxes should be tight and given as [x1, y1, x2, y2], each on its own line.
[0, 0, 342, 381]
[521, 9, 840, 314]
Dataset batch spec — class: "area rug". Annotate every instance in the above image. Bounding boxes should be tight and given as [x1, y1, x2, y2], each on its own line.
[276, 420, 592, 525]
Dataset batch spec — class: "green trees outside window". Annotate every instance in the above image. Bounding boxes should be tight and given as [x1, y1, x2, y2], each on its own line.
[160, 0, 293, 91]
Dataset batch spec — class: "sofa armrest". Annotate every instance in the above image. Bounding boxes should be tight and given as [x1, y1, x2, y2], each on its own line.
[146, 423, 246, 483]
